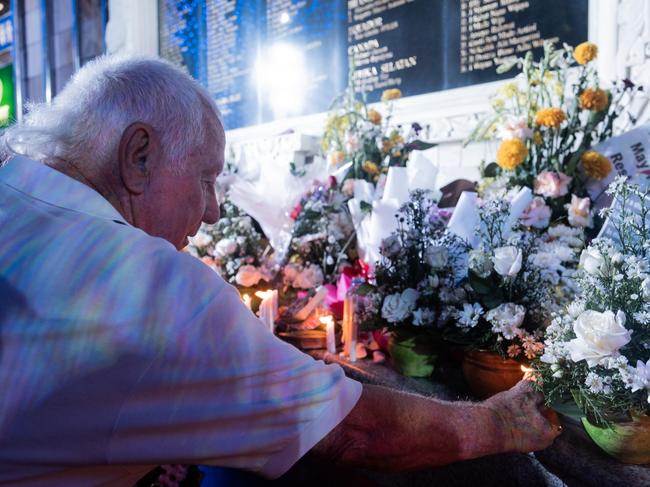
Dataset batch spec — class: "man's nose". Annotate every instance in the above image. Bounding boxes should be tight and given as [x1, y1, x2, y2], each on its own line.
[203, 192, 220, 224]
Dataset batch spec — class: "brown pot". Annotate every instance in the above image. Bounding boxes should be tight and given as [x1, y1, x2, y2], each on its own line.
[462, 350, 526, 399]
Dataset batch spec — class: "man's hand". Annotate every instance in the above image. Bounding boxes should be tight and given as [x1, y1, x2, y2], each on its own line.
[484, 380, 561, 454]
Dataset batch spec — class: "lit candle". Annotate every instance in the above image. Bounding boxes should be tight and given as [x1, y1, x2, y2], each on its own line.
[242, 293, 252, 310]
[342, 295, 357, 362]
[255, 290, 276, 333]
[520, 364, 535, 382]
[320, 315, 336, 354]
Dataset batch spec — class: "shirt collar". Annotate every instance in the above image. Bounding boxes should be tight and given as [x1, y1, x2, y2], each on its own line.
[0, 156, 129, 225]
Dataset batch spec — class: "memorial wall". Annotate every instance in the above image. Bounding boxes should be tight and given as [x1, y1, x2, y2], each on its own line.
[159, 0, 589, 131]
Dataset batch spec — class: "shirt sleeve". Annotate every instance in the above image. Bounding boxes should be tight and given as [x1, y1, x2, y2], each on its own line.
[106, 249, 362, 478]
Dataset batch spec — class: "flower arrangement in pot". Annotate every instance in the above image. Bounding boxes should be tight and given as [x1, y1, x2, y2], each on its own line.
[443, 198, 559, 398]
[535, 178, 650, 464]
[469, 41, 642, 235]
[353, 189, 461, 377]
[282, 176, 357, 297]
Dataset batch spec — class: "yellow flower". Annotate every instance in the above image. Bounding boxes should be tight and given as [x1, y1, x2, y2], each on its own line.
[491, 98, 505, 109]
[543, 71, 556, 82]
[581, 150, 612, 180]
[579, 88, 609, 112]
[362, 160, 380, 175]
[496, 138, 528, 170]
[382, 139, 394, 152]
[381, 88, 402, 101]
[535, 107, 566, 128]
[327, 150, 345, 167]
[532, 131, 543, 145]
[553, 81, 564, 97]
[367, 108, 382, 125]
[499, 82, 518, 98]
[574, 42, 598, 65]
[389, 132, 404, 145]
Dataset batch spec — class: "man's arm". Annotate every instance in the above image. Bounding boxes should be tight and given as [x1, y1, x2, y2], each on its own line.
[312, 381, 559, 472]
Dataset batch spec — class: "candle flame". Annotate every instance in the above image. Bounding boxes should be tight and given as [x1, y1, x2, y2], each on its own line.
[319, 315, 334, 326]
[520, 365, 536, 382]
[255, 290, 274, 299]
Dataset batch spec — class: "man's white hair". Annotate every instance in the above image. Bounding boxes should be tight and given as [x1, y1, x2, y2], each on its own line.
[2, 55, 222, 171]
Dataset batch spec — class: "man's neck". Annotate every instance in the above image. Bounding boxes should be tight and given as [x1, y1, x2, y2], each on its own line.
[47, 158, 132, 224]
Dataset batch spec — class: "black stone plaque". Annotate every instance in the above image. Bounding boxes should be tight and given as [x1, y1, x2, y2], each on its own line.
[159, 0, 589, 130]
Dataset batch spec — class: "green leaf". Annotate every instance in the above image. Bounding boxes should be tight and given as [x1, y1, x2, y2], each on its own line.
[496, 59, 517, 74]
[406, 140, 437, 151]
[482, 162, 500, 178]
[355, 282, 376, 296]
[360, 201, 372, 213]
[468, 271, 494, 295]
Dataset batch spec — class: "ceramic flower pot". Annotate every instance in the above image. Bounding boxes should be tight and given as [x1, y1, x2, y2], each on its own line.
[388, 329, 437, 378]
[582, 413, 650, 464]
[462, 350, 525, 399]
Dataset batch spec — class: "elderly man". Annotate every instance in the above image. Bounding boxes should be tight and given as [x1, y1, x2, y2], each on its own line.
[0, 57, 559, 486]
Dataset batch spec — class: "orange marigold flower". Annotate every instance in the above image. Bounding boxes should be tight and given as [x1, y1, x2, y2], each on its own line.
[362, 160, 380, 175]
[581, 150, 612, 180]
[507, 344, 522, 359]
[496, 138, 528, 170]
[381, 88, 402, 101]
[327, 150, 346, 167]
[367, 108, 382, 125]
[579, 88, 609, 112]
[574, 42, 598, 65]
[535, 107, 566, 128]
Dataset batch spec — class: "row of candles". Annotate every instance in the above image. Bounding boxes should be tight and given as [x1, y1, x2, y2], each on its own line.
[244, 289, 358, 361]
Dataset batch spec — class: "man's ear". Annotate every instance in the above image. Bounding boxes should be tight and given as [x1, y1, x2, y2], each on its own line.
[118, 122, 155, 195]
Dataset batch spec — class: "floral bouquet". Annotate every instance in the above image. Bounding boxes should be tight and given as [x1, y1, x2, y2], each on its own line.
[535, 178, 650, 433]
[321, 79, 435, 186]
[443, 198, 557, 363]
[469, 41, 642, 234]
[188, 199, 272, 289]
[282, 176, 357, 293]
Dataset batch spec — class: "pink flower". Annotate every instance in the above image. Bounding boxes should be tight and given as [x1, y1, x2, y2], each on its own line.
[520, 197, 551, 229]
[534, 171, 572, 198]
[566, 194, 592, 228]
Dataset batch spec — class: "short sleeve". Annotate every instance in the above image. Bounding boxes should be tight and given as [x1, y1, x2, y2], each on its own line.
[107, 251, 362, 478]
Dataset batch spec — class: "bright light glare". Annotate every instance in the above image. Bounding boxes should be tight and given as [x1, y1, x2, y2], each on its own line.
[279, 11, 290, 24]
[255, 43, 308, 116]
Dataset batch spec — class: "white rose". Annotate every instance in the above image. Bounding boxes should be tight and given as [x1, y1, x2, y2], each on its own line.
[425, 245, 448, 268]
[566, 310, 631, 367]
[381, 288, 419, 323]
[235, 265, 263, 287]
[292, 264, 324, 289]
[579, 247, 606, 276]
[493, 246, 522, 277]
[190, 230, 213, 249]
[485, 303, 526, 339]
[215, 238, 237, 257]
[642, 277, 650, 301]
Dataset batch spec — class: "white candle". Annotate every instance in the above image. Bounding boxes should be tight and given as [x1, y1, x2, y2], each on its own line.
[504, 186, 533, 236]
[242, 293, 252, 310]
[342, 295, 358, 362]
[320, 315, 336, 354]
[255, 290, 276, 333]
[447, 191, 479, 247]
